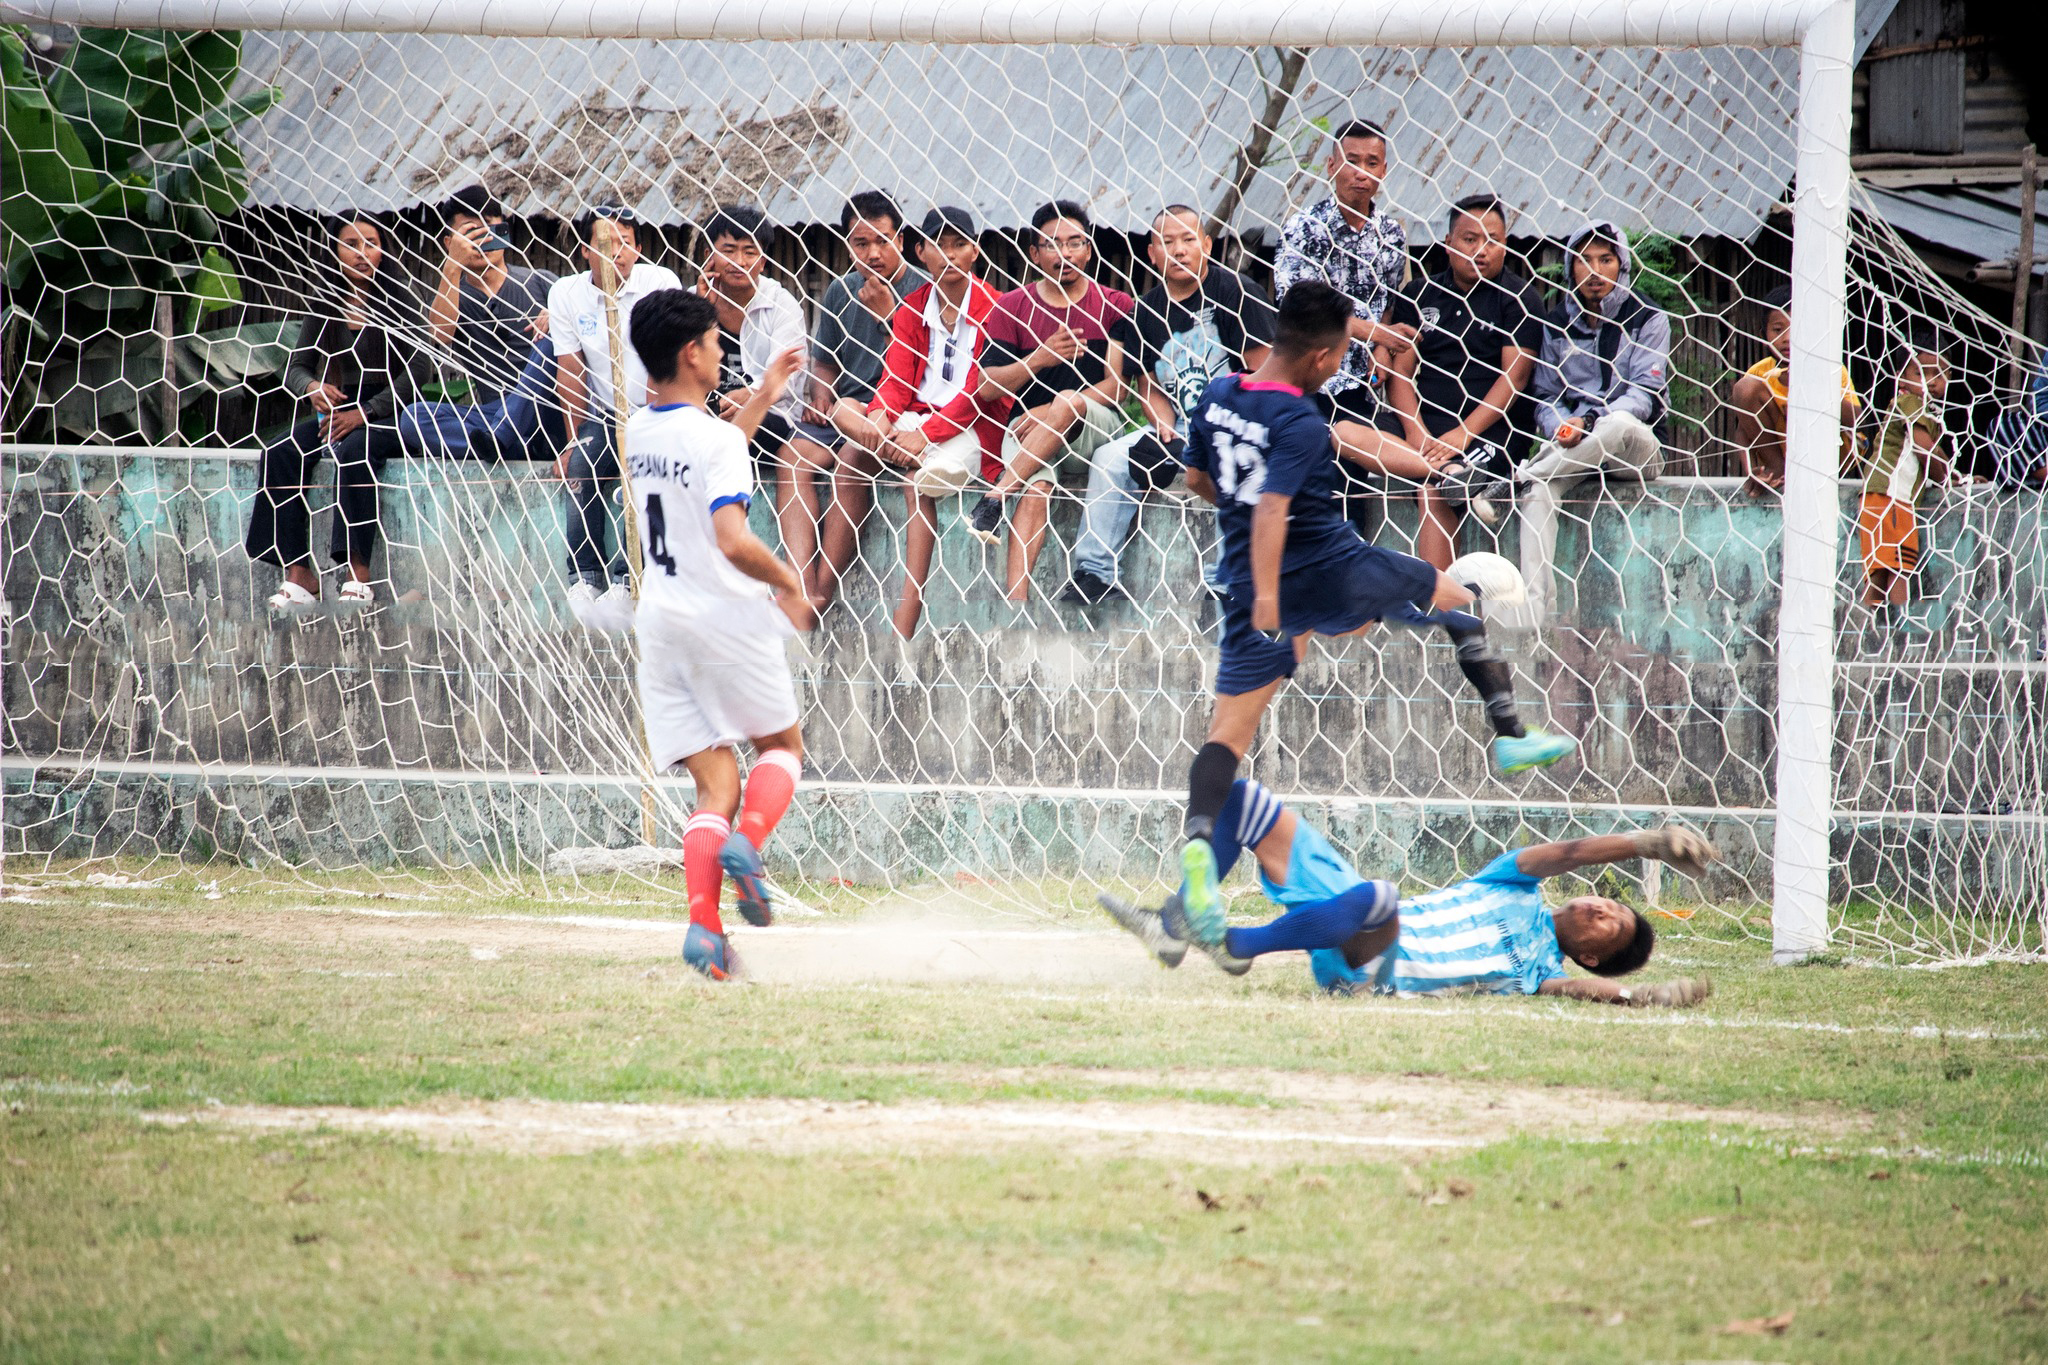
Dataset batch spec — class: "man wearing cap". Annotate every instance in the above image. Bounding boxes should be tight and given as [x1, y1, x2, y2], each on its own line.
[547, 202, 684, 628]
[831, 206, 1005, 637]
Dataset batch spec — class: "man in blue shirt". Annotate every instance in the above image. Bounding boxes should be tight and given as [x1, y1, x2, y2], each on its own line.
[1101, 778, 1714, 1008]
[1175, 281, 1575, 947]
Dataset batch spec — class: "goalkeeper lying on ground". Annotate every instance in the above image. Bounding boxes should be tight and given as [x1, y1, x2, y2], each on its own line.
[1099, 778, 1713, 1006]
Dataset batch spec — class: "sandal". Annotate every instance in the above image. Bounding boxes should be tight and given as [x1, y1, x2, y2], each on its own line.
[266, 580, 320, 613]
[336, 579, 374, 607]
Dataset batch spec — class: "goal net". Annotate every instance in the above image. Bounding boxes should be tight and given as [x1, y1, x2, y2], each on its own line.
[4, 7, 2044, 963]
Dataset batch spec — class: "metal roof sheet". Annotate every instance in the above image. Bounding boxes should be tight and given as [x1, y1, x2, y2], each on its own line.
[232, 34, 1799, 241]
[1861, 183, 2048, 276]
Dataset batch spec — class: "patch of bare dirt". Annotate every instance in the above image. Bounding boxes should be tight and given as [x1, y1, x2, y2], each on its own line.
[157, 1064, 1854, 1166]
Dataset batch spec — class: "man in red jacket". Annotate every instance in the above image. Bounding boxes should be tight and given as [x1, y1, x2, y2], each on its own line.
[829, 206, 1004, 638]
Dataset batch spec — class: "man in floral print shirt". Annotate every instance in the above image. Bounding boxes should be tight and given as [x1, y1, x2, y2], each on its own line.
[1273, 119, 1439, 521]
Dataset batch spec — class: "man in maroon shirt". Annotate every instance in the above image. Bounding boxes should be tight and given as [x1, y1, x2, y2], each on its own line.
[966, 200, 1137, 601]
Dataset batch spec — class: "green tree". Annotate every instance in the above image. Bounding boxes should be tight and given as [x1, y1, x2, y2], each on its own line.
[2, 26, 279, 439]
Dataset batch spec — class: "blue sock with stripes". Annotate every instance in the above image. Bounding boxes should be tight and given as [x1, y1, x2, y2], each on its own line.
[1224, 880, 1396, 960]
[1207, 778, 1283, 880]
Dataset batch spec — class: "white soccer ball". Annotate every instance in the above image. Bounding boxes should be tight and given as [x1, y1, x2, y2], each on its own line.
[1445, 551, 1527, 607]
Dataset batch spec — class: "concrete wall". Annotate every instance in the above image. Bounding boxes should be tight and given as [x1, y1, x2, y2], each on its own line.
[4, 445, 2044, 906]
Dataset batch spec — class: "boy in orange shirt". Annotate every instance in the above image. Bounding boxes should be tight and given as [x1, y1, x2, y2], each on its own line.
[1730, 284, 1860, 495]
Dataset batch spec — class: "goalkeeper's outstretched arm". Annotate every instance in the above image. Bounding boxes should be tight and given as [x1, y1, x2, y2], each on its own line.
[1514, 828, 1717, 880]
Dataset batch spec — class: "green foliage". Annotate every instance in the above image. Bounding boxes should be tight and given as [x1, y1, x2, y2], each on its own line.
[1, 25, 279, 433]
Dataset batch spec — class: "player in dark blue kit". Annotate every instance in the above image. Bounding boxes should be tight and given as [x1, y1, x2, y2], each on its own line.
[1173, 282, 1574, 942]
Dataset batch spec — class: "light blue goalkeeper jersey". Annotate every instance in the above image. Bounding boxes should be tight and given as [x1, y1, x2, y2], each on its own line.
[1314, 849, 1567, 996]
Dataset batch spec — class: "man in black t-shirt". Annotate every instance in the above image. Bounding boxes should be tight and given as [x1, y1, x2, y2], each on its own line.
[1066, 205, 1276, 603]
[1384, 194, 1542, 568]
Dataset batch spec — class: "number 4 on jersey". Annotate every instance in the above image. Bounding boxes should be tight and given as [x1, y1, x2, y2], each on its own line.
[644, 492, 678, 576]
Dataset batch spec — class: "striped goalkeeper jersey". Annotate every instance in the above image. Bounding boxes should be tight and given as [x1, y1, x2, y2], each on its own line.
[1373, 850, 1567, 996]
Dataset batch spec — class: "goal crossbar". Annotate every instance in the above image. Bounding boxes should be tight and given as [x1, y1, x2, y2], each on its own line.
[10, 0, 1839, 48]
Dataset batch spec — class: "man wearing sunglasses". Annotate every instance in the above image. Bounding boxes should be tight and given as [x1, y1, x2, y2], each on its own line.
[833, 207, 1005, 637]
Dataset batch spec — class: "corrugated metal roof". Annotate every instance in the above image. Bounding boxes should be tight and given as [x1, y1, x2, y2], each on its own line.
[1861, 183, 2048, 275]
[232, 34, 1799, 241]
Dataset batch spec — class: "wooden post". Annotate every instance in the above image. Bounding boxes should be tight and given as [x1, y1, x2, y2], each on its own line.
[591, 218, 658, 848]
[2011, 143, 2038, 397]
[156, 293, 181, 446]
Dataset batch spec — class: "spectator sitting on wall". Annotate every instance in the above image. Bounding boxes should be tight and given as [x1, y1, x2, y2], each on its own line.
[1382, 193, 1543, 568]
[1506, 223, 1670, 618]
[1729, 283, 1860, 496]
[833, 206, 1004, 638]
[1270, 117, 1438, 529]
[815, 190, 929, 612]
[697, 204, 837, 607]
[548, 202, 683, 628]
[965, 199, 1138, 602]
[1523, 222, 1669, 491]
[398, 185, 559, 461]
[245, 213, 417, 612]
[1065, 204, 1275, 604]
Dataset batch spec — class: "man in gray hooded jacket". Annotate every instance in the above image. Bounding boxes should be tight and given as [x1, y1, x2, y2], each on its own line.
[1505, 223, 1671, 616]
[1527, 221, 1669, 483]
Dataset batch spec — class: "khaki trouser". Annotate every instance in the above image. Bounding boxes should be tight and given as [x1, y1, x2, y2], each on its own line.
[1510, 412, 1663, 624]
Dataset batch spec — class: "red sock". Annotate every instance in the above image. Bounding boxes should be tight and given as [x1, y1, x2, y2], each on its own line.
[683, 811, 730, 934]
[737, 749, 801, 852]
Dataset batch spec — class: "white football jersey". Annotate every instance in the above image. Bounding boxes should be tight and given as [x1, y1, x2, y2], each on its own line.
[623, 402, 789, 638]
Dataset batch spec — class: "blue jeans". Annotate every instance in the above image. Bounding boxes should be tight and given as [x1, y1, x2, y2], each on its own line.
[397, 336, 559, 461]
[1073, 426, 1221, 589]
[563, 420, 626, 588]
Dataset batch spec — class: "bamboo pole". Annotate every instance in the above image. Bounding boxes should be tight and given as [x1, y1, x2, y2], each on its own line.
[591, 218, 658, 847]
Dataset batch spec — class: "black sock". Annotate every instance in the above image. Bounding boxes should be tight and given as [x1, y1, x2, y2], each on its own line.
[1185, 742, 1239, 841]
[1441, 612, 1526, 740]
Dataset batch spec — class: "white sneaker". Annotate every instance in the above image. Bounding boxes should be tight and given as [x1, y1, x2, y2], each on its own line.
[564, 581, 599, 627]
[586, 583, 635, 634]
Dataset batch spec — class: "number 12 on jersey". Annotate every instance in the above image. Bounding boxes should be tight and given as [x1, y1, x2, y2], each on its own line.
[1211, 429, 1267, 504]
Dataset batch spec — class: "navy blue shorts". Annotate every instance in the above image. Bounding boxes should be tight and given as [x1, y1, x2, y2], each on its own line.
[1214, 545, 1441, 696]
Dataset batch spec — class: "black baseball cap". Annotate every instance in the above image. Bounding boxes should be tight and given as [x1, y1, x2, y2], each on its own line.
[915, 206, 977, 242]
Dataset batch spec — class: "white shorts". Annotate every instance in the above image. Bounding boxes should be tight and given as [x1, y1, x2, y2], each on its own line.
[637, 615, 800, 770]
[893, 411, 982, 498]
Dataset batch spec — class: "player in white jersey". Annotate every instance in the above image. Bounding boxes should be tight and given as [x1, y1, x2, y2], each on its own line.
[1101, 778, 1713, 1007]
[624, 288, 813, 980]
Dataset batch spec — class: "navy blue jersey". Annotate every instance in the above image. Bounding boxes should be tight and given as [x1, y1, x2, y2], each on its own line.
[1183, 375, 1355, 589]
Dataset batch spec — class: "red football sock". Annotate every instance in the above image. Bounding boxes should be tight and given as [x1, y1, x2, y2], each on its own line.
[683, 811, 730, 934]
[737, 749, 801, 851]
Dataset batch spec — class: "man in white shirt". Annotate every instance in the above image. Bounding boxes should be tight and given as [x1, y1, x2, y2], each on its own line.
[622, 287, 812, 980]
[547, 203, 683, 624]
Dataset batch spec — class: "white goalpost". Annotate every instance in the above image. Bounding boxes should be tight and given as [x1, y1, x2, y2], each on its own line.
[7, 0, 2043, 964]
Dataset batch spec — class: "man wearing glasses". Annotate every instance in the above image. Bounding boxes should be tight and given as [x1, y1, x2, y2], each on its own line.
[832, 207, 1004, 637]
[966, 200, 1137, 601]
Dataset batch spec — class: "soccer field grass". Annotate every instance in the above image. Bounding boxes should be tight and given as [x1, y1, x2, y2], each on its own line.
[3, 866, 2045, 1362]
